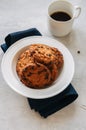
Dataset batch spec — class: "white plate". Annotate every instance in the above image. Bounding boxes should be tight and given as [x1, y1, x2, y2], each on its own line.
[1, 36, 74, 99]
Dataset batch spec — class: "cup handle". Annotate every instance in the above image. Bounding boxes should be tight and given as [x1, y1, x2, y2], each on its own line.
[74, 6, 81, 18]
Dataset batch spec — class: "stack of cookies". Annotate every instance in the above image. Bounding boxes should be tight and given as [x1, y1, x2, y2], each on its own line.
[16, 44, 64, 89]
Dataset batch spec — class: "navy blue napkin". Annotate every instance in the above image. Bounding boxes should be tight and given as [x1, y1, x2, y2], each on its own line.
[1, 28, 78, 118]
[1, 28, 42, 52]
[28, 84, 78, 117]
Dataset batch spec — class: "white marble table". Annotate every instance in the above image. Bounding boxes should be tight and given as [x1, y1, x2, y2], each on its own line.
[0, 0, 86, 130]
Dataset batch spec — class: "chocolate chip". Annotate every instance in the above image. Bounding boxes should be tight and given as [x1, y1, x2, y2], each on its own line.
[22, 77, 27, 81]
[27, 72, 32, 76]
[35, 48, 38, 51]
[23, 67, 27, 72]
[31, 66, 34, 70]
[45, 73, 49, 79]
[38, 46, 41, 48]
[47, 54, 52, 57]
[30, 51, 35, 56]
[28, 81, 33, 87]
[47, 47, 50, 50]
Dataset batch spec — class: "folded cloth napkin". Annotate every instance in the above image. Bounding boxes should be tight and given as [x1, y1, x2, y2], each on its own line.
[28, 84, 77, 118]
[1, 28, 78, 118]
[1, 28, 42, 52]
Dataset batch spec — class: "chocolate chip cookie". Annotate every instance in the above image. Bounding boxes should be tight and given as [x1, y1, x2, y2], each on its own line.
[16, 43, 64, 89]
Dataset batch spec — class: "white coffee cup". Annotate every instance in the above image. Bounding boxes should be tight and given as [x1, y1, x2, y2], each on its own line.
[48, 0, 81, 37]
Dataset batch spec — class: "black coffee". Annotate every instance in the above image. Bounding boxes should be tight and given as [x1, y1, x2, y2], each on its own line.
[51, 11, 71, 21]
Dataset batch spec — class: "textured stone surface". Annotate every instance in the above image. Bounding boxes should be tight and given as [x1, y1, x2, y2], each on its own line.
[0, 0, 86, 130]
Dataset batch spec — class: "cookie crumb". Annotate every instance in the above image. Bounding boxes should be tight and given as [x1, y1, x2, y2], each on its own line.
[77, 50, 80, 54]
